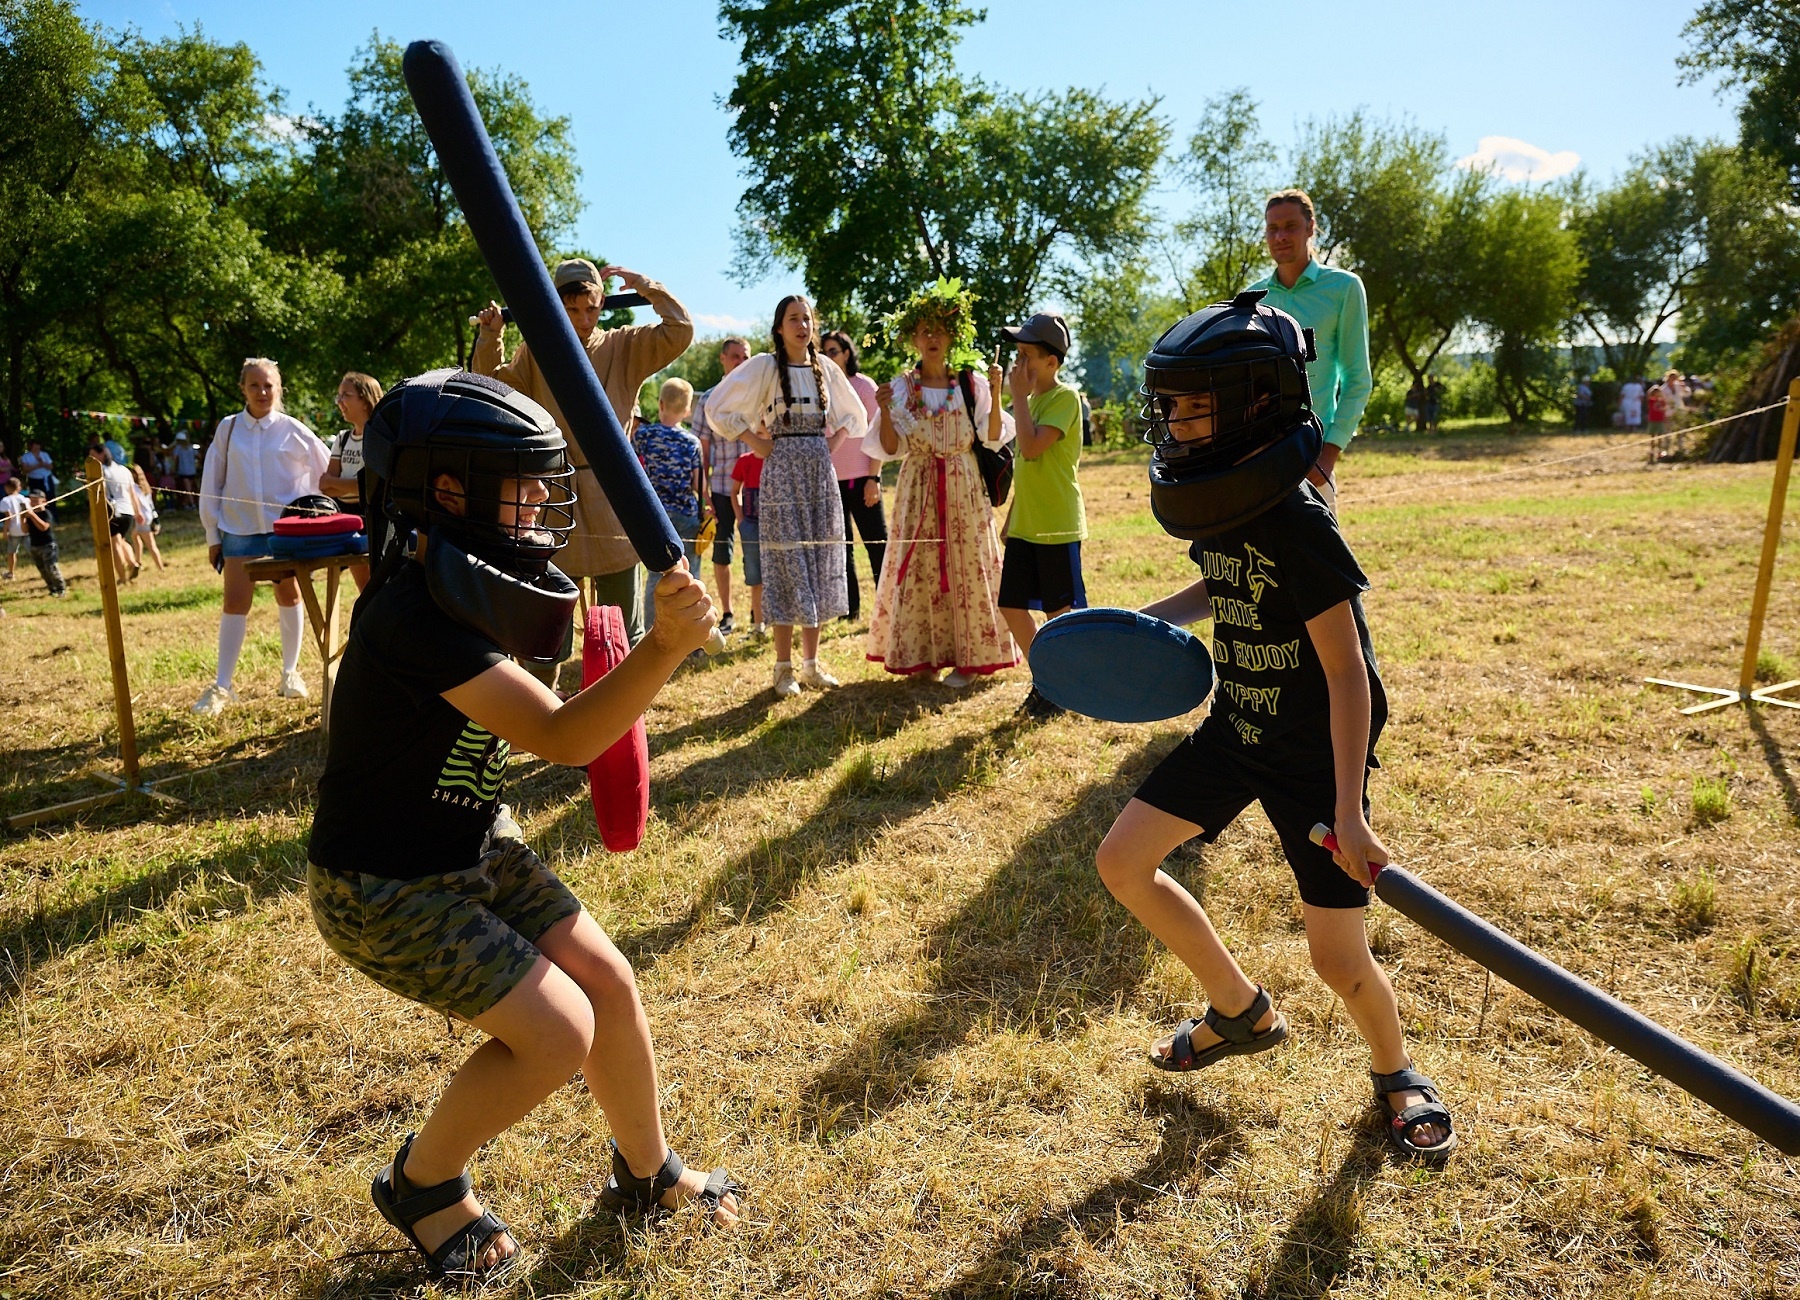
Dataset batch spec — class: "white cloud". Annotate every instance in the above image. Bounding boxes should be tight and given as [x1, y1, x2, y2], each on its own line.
[1456, 136, 1580, 183]
[693, 312, 761, 334]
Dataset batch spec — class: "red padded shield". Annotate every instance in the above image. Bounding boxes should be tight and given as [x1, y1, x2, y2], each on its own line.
[272, 512, 364, 536]
[581, 604, 649, 852]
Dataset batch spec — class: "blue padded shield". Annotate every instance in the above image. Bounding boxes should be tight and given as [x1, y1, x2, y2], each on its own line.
[401, 40, 681, 572]
[1028, 608, 1216, 723]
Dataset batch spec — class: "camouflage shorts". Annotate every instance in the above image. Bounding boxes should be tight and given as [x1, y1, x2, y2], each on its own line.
[308, 818, 582, 1021]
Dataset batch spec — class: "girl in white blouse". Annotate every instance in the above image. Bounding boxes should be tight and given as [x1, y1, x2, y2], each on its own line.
[193, 358, 330, 716]
[703, 296, 869, 698]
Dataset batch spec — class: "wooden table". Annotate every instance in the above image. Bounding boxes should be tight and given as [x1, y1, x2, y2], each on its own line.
[242, 552, 364, 732]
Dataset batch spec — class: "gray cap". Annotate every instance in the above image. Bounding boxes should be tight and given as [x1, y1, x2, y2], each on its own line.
[552, 258, 602, 291]
[1001, 311, 1070, 360]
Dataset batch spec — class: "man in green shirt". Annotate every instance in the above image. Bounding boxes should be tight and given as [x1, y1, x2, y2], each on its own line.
[1246, 188, 1371, 508]
[999, 311, 1087, 720]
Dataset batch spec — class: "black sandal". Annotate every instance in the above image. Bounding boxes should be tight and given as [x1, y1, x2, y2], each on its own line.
[597, 1140, 743, 1219]
[1150, 985, 1290, 1072]
[370, 1133, 516, 1284]
[1371, 1064, 1459, 1160]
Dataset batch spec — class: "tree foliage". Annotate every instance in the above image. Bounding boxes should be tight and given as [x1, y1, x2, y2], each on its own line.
[1295, 112, 1490, 387]
[1170, 89, 1275, 307]
[0, 4, 584, 462]
[1680, 0, 1800, 196]
[720, 0, 1165, 343]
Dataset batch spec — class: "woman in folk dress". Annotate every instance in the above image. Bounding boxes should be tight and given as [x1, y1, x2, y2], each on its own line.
[865, 284, 1017, 684]
[704, 296, 868, 697]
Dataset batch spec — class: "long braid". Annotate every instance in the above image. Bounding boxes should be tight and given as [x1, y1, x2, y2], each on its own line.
[807, 341, 828, 424]
[773, 328, 795, 430]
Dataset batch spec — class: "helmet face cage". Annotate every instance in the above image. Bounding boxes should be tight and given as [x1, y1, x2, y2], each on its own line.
[418, 442, 576, 567]
[1137, 353, 1309, 475]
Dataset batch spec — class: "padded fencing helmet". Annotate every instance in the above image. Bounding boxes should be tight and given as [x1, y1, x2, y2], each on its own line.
[1139, 290, 1324, 539]
[363, 368, 576, 573]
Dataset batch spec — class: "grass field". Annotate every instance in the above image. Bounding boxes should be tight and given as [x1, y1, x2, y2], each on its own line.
[3, 429, 1799, 1299]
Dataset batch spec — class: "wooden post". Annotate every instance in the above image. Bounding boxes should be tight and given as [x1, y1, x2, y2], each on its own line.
[1739, 378, 1800, 697]
[86, 452, 140, 783]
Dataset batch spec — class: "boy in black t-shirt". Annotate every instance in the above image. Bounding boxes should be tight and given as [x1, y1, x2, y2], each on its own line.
[307, 372, 740, 1285]
[1094, 293, 1456, 1160]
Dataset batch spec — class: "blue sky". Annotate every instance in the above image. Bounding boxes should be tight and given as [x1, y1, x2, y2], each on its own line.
[86, 0, 1738, 334]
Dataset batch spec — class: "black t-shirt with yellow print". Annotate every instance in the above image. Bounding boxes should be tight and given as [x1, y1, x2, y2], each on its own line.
[309, 560, 510, 879]
[1188, 482, 1387, 770]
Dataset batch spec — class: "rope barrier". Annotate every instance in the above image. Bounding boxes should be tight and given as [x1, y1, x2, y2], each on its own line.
[1342, 398, 1792, 507]
[79, 399, 1791, 548]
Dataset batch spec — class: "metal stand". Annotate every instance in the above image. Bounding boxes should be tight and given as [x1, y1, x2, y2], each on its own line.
[1648, 378, 1800, 714]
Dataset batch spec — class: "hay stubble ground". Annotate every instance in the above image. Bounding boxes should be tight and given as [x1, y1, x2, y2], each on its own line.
[2, 430, 1799, 1298]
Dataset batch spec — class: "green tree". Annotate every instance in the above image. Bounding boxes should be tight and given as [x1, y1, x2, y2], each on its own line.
[1680, 1, 1800, 197]
[1293, 112, 1489, 388]
[1567, 139, 1783, 384]
[720, 0, 1165, 342]
[1068, 254, 1179, 407]
[1672, 145, 1800, 372]
[1465, 188, 1582, 423]
[1169, 88, 1274, 306]
[0, 0, 147, 446]
[265, 35, 586, 388]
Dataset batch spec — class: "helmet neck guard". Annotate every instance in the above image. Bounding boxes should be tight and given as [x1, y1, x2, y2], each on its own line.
[423, 532, 579, 663]
[1149, 417, 1323, 539]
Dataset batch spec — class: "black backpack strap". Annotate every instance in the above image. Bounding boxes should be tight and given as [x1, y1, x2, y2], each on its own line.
[957, 369, 980, 445]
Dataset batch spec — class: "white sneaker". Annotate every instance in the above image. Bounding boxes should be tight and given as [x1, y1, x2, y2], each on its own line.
[751, 621, 771, 640]
[797, 660, 840, 689]
[772, 662, 800, 698]
[279, 670, 309, 699]
[942, 669, 973, 689]
[192, 683, 238, 716]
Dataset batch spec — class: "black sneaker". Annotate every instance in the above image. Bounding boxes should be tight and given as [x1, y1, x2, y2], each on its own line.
[1017, 685, 1065, 720]
[718, 611, 735, 636]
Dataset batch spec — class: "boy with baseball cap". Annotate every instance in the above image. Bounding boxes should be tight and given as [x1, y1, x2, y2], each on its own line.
[999, 311, 1087, 719]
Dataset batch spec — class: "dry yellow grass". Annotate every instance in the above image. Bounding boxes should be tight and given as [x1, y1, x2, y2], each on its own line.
[3, 431, 1799, 1298]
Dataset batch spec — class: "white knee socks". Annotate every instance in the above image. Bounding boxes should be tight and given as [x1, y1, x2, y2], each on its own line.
[215, 613, 248, 689]
[278, 603, 303, 675]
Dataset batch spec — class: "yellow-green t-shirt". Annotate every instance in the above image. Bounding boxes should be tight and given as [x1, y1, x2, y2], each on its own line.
[1010, 382, 1087, 543]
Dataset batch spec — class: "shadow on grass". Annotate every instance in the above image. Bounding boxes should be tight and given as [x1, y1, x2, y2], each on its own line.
[0, 709, 327, 823]
[1241, 1125, 1388, 1300]
[0, 819, 310, 1005]
[798, 739, 1174, 1135]
[604, 707, 1032, 973]
[1746, 708, 1800, 825]
[653, 675, 982, 804]
[933, 1090, 1243, 1298]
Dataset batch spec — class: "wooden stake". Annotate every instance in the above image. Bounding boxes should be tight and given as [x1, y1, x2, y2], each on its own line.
[1647, 378, 1800, 713]
[1744, 378, 1800, 706]
[86, 454, 139, 781]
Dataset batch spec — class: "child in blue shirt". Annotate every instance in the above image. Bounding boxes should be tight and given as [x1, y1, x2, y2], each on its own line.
[634, 378, 706, 623]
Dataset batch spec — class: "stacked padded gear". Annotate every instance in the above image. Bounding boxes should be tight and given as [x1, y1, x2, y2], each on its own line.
[1138, 289, 1324, 539]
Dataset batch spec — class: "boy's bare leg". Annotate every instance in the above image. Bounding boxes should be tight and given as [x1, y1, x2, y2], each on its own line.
[1096, 799, 1277, 1058]
[398, 957, 598, 1270]
[1001, 607, 1038, 658]
[536, 911, 740, 1222]
[1300, 903, 1447, 1146]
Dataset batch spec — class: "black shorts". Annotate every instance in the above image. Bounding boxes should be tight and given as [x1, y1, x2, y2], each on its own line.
[108, 514, 133, 538]
[1132, 726, 1373, 909]
[998, 538, 1086, 613]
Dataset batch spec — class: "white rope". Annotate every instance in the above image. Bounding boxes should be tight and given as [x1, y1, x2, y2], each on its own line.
[144, 483, 953, 548]
[1343, 398, 1791, 507]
